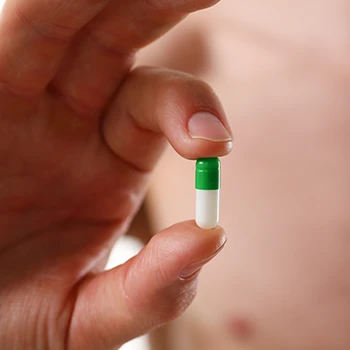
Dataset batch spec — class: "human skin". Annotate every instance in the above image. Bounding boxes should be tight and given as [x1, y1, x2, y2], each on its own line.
[139, 1, 350, 349]
[0, 0, 235, 349]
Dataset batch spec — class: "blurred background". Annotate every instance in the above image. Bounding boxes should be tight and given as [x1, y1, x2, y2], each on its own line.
[2, 0, 350, 349]
[137, 1, 350, 349]
[106, 237, 150, 350]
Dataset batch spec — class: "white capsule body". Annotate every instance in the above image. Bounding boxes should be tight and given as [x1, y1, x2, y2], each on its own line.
[196, 189, 220, 229]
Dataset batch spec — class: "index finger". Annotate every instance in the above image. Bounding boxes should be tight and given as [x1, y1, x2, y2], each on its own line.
[103, 66, 233, 172]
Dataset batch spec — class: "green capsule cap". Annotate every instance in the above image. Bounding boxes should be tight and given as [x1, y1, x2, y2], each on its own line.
[196, 157, 220, 190]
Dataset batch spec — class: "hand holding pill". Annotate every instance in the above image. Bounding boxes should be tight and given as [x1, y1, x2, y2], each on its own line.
[0, 0, 232, 348]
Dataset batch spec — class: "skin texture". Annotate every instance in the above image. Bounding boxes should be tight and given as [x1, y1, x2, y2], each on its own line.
[139, 1, 350, 349]
[0, 1, 235, 349]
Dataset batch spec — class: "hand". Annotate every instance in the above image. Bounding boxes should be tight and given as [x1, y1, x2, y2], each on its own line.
[0, 0, 232, 349]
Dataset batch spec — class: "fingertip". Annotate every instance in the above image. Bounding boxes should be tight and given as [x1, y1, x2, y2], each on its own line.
[157, 73, 233, 159]
[188, 111, 232, 142]
[121, 220, 227, 322]
[175, 137, 233, 160]
[149, 220, 227, 276]
[174, 111, 233, 159]
[170, 219, 227, 243]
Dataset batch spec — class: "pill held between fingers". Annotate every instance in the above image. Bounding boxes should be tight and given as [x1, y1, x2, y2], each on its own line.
[195, 157, 220, 230]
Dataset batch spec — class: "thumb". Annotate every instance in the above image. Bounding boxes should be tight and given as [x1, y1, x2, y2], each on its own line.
[67, 221, 226, 350]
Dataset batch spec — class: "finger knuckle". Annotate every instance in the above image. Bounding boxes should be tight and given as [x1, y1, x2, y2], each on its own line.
[14, 8, 74, 42]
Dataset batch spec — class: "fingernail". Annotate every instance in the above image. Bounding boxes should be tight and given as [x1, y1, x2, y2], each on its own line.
[188, 112, 232, 142]
[180, 237, 227, 281]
